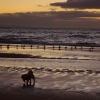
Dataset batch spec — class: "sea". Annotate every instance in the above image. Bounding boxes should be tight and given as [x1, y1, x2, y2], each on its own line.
[0, 28, 100, 46]
[0, 28, 100, 73]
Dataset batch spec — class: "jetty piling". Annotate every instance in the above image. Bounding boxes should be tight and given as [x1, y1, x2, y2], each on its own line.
[30, 45, 32, 49]
[16, 45, 18, 49]
[44, 45, 46, 50]
[75, 46, 77, 49]
[37, 45, 39, 49]
[7, 45, 10, 50]
[58, 46, 61, 50]
[0, 45, 2, 49]
[53, 46, 54, 50]
[65, 46, 67, 50]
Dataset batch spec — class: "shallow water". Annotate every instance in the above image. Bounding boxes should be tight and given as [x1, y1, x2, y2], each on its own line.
[0, 47, 100, 71]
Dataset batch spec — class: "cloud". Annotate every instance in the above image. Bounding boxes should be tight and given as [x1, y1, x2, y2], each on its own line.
[0, 11, 100, 28]
[50, 0, 100, 9]
[49, 8, 57, 11]
[37, 5, 48, 7]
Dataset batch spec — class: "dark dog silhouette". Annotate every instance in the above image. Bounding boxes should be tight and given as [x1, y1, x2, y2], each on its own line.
[21, 69, 35, 86]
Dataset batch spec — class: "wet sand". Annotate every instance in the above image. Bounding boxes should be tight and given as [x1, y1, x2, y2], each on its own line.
[0, 48, 100, 100]
[0, 53, 33, 58]
[0, 68, 100, 100]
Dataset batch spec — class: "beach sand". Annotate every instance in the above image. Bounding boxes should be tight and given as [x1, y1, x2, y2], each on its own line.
[0, 47, 100, 100]
[0, 67, 100, 100]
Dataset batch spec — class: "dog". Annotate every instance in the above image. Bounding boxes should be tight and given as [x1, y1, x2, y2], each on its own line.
[21, 69, 35, 86]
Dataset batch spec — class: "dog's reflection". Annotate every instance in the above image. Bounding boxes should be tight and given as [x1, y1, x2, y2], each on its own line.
[22, 83, 35, 88]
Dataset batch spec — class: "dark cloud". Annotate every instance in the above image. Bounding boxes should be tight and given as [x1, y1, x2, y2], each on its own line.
[0, 11, 100, 28]
[50, 0, 100, 9]
[49, 8, 57, 11]
[37, 5, 48, 7]
[37, 5, 43, 7]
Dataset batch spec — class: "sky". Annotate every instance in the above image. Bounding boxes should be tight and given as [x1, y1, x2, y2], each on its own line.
[0, 0, 100, 28]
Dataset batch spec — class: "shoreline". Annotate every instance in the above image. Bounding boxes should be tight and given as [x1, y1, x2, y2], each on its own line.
[0, 44, 100, 100]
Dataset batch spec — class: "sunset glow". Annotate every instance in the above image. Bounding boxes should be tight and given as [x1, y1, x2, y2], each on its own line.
[0, 0, 66, 13]
[0, 0, 100, 28]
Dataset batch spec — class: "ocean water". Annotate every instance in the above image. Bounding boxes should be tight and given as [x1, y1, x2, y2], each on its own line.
[0, 28, 100, 72]
[0, 28, 100, 46]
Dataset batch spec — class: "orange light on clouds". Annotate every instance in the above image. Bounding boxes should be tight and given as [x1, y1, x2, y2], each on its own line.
[0, 0, 100, 14]
[0, 0, 66, 13]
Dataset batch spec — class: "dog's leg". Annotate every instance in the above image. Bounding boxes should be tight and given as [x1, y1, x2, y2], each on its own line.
[27, 79, 28, 86]
[30, 78, 31, 85]
[33, 75, 35, 86]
